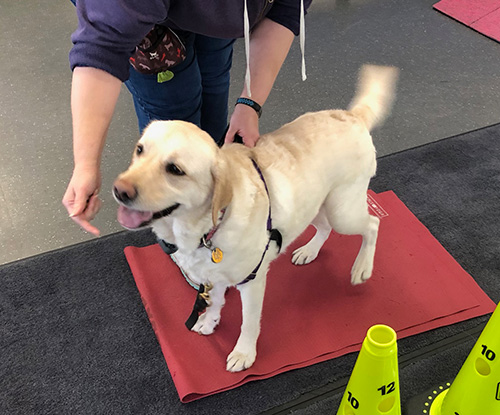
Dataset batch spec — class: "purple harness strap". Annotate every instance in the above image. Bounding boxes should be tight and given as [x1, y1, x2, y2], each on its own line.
[238, 160, 282, 285]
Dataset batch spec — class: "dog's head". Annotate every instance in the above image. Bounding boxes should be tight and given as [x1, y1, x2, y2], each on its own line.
[113, 120, 233, 230]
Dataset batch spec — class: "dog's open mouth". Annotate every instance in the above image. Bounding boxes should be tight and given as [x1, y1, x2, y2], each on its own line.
[117, 203, 180, 229]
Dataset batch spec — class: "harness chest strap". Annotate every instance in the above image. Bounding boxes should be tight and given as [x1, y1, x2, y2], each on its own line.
[185, 283, 213, 330]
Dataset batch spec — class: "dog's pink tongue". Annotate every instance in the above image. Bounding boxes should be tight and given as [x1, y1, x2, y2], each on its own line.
[117, 205, 153, 229]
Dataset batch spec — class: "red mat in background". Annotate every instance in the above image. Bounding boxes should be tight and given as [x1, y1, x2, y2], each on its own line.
[125, 191, 495, 402]
[434, 0, 500, 43]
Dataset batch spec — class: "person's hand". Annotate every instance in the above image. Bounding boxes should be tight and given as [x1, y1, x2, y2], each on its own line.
[62, 165, 102, 236]
[225, 103, 260, 147]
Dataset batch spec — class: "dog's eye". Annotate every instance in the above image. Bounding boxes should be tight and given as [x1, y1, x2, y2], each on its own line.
[136, 144, 144, 156]
[166, 163, 185, 176]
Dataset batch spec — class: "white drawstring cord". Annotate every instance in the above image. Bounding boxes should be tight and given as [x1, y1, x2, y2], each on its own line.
[300, 0, 306, 81]
[243, 0, 252, 97]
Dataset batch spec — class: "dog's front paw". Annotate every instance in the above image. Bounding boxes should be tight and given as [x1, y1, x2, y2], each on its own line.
[350, 256, 373, 285]
[226, 348, 256, 372]
[292, 245, 319, 265]
[191, 312, 220, 335]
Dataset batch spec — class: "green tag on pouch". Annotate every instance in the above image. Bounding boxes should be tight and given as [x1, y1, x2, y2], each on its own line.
[157, 70, 174, 83]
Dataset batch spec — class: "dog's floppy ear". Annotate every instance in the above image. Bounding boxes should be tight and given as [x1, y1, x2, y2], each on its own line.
[211, 155, 233, 226]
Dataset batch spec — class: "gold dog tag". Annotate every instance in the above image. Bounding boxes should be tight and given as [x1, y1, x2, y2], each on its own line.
[211, 248, 223, 263]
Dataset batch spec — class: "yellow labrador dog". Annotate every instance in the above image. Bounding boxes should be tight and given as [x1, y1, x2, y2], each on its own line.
[113, 65, 398, 372]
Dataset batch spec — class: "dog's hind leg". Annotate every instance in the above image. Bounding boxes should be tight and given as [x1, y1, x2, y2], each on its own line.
[292, 207, 331, 265]
[324, 180, 379, 285]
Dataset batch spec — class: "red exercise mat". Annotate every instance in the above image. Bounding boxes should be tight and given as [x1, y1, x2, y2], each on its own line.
[124, 190, 495, 402]
[434, 0, 500, 43]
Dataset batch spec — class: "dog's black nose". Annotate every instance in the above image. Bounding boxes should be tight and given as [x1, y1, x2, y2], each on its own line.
[113, 179, 138, 204]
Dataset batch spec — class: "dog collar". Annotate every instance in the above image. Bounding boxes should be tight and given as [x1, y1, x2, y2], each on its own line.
[199, 208, 226, 263]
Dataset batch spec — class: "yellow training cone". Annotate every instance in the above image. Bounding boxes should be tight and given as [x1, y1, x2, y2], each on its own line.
[429, 303, 500, 415]
[336, 324, 401, 415]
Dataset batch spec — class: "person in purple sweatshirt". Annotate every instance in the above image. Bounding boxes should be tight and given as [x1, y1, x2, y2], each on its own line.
[63, 0, 312, 236]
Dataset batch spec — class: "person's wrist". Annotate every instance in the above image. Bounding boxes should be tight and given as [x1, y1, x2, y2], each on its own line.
[236, 97, 262, 118]
[73, 155, 101, 171]
[72, 162, 101, 187]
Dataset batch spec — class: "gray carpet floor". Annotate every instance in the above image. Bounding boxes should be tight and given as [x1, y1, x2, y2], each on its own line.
[2, 0, 500, 264]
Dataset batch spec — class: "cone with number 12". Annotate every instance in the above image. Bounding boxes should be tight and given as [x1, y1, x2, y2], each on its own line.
[336, 324, 401, 415]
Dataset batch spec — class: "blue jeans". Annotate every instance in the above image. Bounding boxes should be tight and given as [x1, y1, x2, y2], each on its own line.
[125, 32, 235, 143]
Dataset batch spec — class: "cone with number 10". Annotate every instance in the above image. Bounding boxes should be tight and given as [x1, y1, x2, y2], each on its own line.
[336, 324, 401, 415]
[430, 302, 500, 415]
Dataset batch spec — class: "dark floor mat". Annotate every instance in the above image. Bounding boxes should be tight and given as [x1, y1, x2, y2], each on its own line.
[2, 124, 500, 414]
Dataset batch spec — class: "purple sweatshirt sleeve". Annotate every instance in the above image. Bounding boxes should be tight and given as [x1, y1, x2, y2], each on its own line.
[69, 0, 169, 82]
[266, 0, 313, 36]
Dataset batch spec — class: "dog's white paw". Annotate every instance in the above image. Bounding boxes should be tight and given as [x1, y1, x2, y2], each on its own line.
[191, 312, 220, 335]
[226, 348, 257, 372]
[350, 255, 373, 285]
[292, 245, 319, 265]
